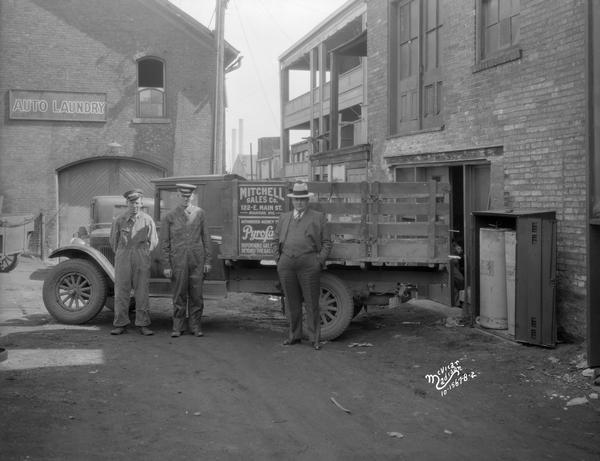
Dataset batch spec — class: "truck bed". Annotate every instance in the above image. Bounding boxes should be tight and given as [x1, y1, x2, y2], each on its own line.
[218, 180, 450, 266]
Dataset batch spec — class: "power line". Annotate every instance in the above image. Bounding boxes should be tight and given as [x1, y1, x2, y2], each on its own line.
[230, 0, 278, 129]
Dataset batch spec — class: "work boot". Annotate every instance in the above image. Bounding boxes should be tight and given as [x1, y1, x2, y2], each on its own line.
[138, 326, 154, 336]
[110, 326, 127, 335]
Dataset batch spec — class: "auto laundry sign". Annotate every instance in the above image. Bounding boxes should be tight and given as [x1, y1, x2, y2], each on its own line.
[9, 89, 107, 122]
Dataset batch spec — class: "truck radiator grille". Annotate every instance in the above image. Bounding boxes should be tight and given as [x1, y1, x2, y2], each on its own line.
[98, 246, 115, 265]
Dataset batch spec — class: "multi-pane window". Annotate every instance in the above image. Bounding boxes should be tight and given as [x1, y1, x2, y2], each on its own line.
[482, 0, 520, 58]
[391, 0, 442, 136]
[137, 58, 165, 118]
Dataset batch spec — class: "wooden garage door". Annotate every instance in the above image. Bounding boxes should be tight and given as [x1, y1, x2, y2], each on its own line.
[58, 158, 164, 246]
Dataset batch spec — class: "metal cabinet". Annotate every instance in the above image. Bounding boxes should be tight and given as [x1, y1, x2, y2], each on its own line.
[471, 209, 557, 347]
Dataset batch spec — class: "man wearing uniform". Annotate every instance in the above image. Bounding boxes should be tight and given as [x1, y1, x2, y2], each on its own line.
[109, 189, 158, 336]
[160, 184, 212, 337]
[272, 181, 332, 350]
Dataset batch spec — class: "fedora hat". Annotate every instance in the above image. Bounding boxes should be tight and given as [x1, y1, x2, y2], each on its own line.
[287, 181, 313, 198]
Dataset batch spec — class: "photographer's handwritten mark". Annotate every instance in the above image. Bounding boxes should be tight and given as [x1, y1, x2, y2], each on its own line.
[425, 360, 478, 397]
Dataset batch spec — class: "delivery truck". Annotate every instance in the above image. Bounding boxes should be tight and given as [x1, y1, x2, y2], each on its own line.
[42, 174, 450, 340]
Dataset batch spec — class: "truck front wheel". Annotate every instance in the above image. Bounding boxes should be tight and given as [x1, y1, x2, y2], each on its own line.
[318, 273, 354, 341]
[42, 259, 108, 324]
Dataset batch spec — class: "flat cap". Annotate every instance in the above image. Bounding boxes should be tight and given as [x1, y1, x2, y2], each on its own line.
[123, 189, 143, 201]
[176, 183, 197, 197]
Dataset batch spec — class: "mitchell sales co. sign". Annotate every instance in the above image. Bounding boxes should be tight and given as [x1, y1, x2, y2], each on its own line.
[9, 89, 107, 122]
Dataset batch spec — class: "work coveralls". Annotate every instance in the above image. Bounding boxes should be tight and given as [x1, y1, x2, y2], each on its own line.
[160, 205, 212, 333]
[109, 211, 158, 327]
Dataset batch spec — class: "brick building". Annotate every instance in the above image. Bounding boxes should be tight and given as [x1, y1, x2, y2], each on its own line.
[255, 137, 280, 180]
[0, 0, 239, 250]
[279, 0, 600, 362]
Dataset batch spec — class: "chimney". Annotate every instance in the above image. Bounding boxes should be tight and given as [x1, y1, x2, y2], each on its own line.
[231, 128, 237, 166]
[238, 119, 244, 157]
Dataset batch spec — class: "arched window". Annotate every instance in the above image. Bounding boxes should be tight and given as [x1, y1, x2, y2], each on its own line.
[137, 58, 165, 118]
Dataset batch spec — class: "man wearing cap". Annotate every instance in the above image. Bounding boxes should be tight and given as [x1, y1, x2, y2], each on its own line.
[160, 183, 212, 337]
[109, 189, 158, 336]
[272, 181, 332, 350]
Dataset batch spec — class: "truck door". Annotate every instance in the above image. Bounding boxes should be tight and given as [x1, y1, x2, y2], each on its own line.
[151, 183, 227, 299]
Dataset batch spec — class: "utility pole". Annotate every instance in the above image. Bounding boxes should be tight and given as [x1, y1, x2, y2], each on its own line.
[213, 0, 227, 174]
[249, 142, 254, 180]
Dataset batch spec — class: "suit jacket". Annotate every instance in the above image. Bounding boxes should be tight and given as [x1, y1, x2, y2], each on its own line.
[272, 208, 332, 265]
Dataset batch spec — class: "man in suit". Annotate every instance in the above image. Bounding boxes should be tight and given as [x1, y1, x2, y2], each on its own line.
[272, 181, 332, 350]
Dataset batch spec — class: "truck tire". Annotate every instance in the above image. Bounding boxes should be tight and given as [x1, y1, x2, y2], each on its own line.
[42, 259, 108, 324]
[318, 272, 354, 341]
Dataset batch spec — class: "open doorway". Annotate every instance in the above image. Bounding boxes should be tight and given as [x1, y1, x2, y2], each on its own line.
[393, 162, 490, 309]
[449, 166, 465, 308]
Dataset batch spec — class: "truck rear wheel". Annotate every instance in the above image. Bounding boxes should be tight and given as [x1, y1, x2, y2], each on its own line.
[318, 273, 354, 341]
[43, 259, 107, 324]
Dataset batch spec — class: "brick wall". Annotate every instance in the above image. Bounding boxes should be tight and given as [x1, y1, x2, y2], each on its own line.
[367, 0, 587, 339]
[0, 0, 218, 248]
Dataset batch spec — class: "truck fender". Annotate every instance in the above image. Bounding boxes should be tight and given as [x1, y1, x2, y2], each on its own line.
[48, 244, 115, 282]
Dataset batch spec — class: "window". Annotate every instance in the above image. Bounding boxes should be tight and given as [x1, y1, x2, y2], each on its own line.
[390, 0, 443, 136]
[475, 0, 521, 70]
[482, 0, 520, 58]
[137, 58, 165, 118]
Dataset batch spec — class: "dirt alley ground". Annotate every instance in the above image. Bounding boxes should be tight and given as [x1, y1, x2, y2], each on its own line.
[1, 256, 599, 461]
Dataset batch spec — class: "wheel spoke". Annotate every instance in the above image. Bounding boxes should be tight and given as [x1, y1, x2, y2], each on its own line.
[63, 276, 75, 290]
[66, 296, 75, 310]
[56, 272, 92, 312]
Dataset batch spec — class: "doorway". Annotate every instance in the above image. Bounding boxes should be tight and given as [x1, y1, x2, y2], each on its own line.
[57, 157, 165, 246]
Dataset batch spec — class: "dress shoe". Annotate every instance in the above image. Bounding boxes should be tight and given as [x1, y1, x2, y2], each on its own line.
[110, 326, 127, 335]
[282, 338, 301, 346]
[139, 326, 154, 336]
[171, 331, 182, 338]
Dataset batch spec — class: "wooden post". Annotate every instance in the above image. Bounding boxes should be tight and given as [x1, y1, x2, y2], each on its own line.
[213, 0, 227, 174]
[329, 51, 339, 151]
[427, 180, 437, 259]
